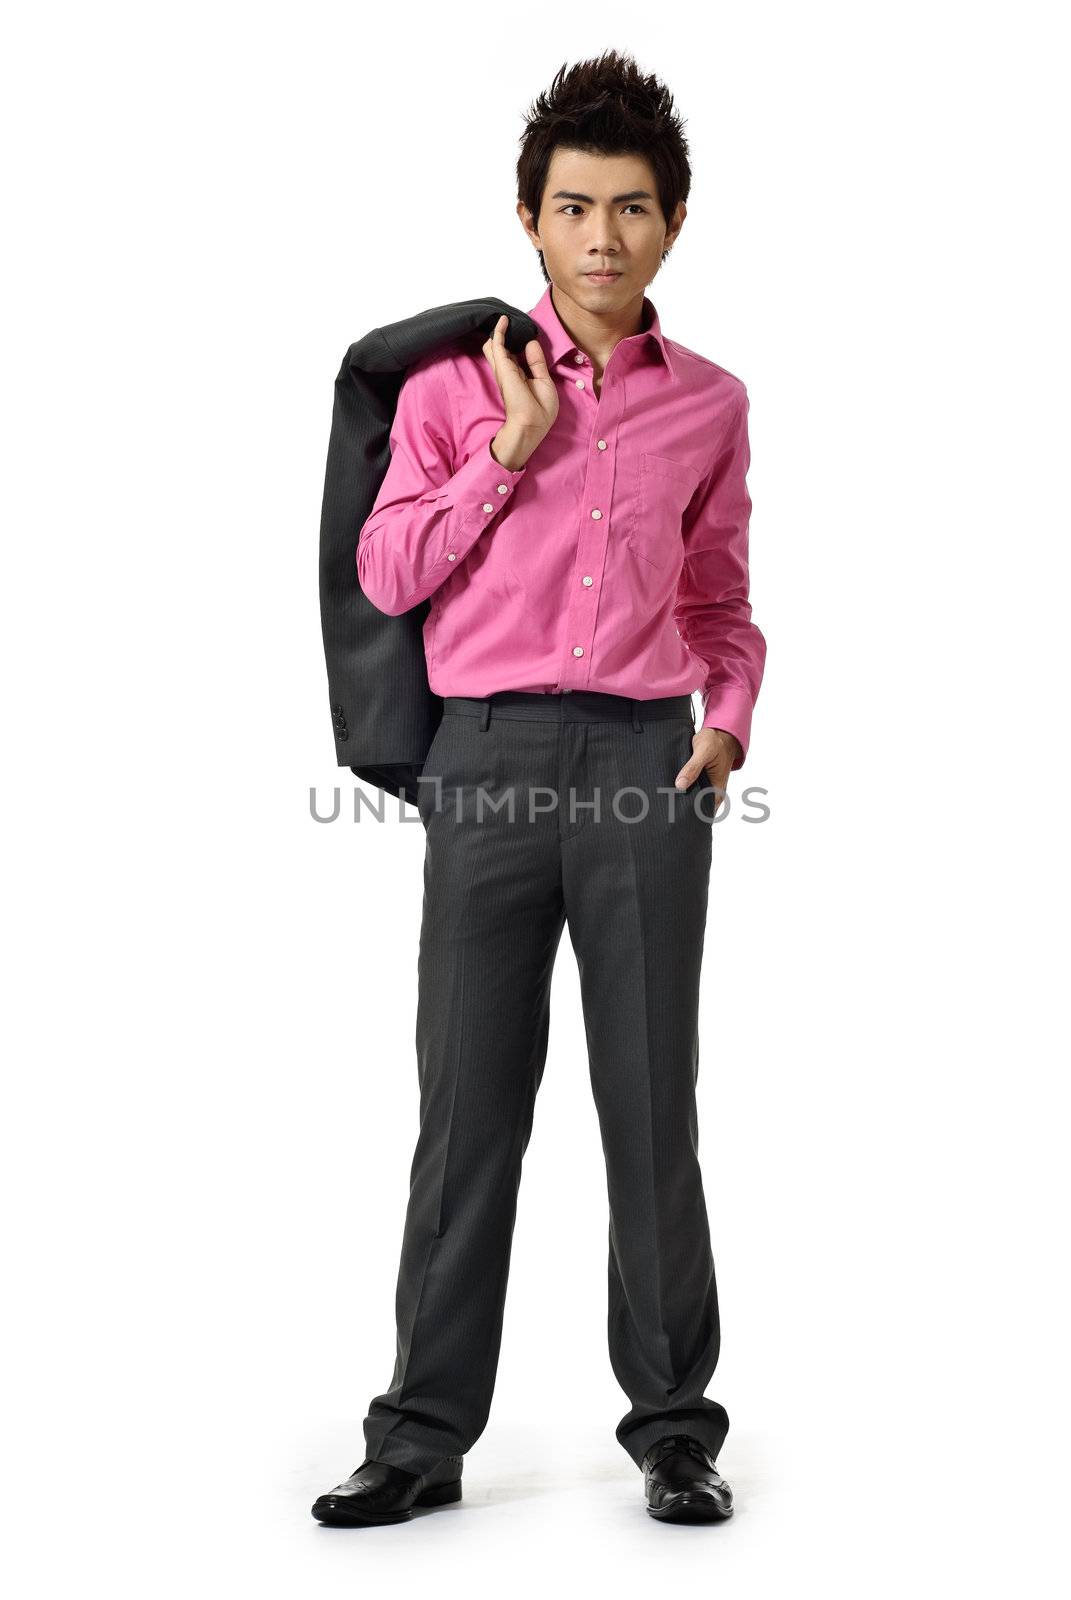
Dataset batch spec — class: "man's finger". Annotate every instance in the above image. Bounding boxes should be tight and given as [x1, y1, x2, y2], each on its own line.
[485, 315, 524, 378]
[483, 315, 506, 356]
[523, 337, 550, 381]
[675, 760, 732, 793]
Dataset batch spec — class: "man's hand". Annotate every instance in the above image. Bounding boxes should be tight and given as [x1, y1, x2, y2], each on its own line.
[674, 727, 741, 800]
[483, 313, 558, 471]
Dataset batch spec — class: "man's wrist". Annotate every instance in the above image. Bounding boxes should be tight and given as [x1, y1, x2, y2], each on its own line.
[491, 424, 541, 473]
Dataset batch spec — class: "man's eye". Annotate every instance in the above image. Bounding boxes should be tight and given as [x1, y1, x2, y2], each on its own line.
[562, 204, 646, 216]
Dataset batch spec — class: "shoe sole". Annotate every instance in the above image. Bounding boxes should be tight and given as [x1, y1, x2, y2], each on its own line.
[312, 1479, 462, 1526]
[646, 1491, 734, 1523]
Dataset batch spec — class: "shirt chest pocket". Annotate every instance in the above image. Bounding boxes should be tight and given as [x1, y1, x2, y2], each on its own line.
[626, 451, 702, 570]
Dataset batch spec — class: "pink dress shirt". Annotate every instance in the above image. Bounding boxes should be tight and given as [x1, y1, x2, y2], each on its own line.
[357, 284, 766, 768]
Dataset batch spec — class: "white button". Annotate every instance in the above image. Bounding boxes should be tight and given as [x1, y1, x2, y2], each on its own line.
[572, 646, 585, 657]
[574, 352, 585, 364]
[447, 552, 457, 561]
[581, 575, 593, 586]
[496, 484, 508, 493]
[575, 378, 585, 389]
[590, 508, 602, 519]
[482, 502, 494, 512]
[597, 439, 607, 450]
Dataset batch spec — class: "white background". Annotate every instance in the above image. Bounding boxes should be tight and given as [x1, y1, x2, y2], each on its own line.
[4, 2, 1068, 1594]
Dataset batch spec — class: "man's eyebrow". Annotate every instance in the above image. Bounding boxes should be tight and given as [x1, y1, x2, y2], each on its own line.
[550, 189, 655, 204]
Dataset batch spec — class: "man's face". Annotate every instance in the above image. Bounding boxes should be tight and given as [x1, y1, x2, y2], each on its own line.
[521, 146, 685, 305]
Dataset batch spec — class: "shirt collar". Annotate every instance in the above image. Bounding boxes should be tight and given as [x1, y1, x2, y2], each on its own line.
[526, 282, 674, 380]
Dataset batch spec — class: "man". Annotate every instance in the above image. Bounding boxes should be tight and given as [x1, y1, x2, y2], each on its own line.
[312, 49, 765, 1528]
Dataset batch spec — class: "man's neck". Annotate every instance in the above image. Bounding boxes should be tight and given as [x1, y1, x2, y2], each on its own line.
[550, 281, 647, 381]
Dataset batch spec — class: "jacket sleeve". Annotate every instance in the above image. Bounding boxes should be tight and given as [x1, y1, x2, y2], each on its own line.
[356, 354, 527, 615]
[672, 384, 766, 771]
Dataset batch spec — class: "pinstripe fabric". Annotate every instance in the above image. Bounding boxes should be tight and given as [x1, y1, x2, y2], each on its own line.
[362, 690, 729, 1473]
[318, 298, 542, 806]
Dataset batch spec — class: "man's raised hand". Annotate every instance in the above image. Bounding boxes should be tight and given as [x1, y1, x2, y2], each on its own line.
[482, 314, 558, 469]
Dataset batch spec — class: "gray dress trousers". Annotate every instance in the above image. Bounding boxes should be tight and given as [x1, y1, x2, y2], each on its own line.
[361, 688, 730, 1473]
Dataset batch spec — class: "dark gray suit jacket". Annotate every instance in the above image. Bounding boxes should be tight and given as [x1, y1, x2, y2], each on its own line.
[318, 296, 540, 807]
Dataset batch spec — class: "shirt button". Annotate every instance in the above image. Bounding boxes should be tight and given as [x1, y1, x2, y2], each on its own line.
[447, 552, 457, 561]
[574, 352, 585, 364]
[482, 502, 494, 512]
[572, 646, 585, 657]
[496, 484, 508, 493]
[575, 378, 585, 389]
[581, 575, 593, 586]
[590, 508, 602, 519]
[597, 439, 607, 450]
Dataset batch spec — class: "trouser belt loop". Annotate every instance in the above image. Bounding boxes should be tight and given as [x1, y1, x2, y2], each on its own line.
[478, 699, 491, 732]
[631, 699, 643, 733]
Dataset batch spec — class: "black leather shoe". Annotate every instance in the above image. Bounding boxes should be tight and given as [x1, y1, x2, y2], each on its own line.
[642, 1435, 734, 1522]
[311, 1454, 463, 1526]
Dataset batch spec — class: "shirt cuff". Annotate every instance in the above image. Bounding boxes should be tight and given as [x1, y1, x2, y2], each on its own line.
[447, 435, 527, 503]
[417, 436, 527, 578]
[700, 684, 755, 770]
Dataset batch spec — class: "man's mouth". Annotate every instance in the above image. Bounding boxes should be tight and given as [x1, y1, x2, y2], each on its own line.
[586, 270, 622, 283]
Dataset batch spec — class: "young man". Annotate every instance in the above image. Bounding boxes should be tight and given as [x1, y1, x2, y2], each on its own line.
[312, 49, 765, 1528]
